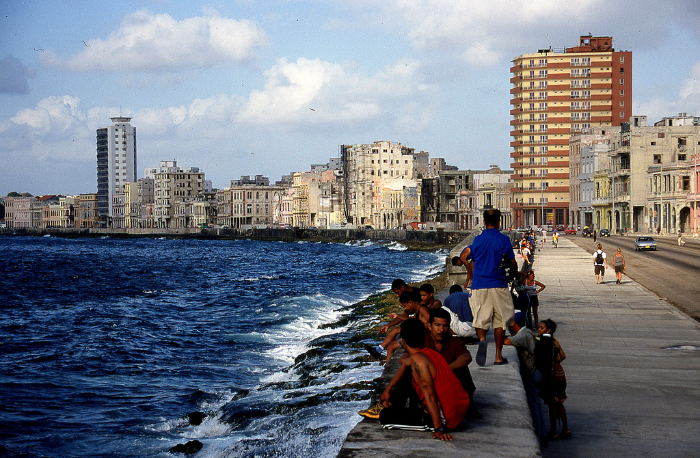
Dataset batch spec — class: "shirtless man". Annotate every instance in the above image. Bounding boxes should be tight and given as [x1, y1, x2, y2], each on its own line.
[379, 318, 470, 439]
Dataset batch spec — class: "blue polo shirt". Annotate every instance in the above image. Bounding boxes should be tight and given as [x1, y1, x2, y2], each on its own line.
[467, 228, 515, 290]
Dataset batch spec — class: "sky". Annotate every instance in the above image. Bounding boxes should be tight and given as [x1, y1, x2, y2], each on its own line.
[1, 0, 699, 196]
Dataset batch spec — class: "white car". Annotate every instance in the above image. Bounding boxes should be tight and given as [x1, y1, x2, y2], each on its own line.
[634, 236, 657, 251]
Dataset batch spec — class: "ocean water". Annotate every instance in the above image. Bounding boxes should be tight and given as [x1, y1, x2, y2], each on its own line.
[0, 236, 445, 458]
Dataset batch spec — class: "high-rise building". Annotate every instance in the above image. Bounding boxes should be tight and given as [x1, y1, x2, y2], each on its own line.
[509, 35, 632, 228]
[96, 117, 137, 224]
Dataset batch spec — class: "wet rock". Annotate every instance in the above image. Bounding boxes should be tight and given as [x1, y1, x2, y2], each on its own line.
[187, 411, 206, 426]
[169, 439, 203, 455]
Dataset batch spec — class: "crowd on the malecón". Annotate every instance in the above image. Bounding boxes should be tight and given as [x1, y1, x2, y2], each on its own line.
[360, 209, 570, 444]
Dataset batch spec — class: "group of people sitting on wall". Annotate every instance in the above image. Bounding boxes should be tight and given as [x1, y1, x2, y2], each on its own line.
[358, 209, 570, 445]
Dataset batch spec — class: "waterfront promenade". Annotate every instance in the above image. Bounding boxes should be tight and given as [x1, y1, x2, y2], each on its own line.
[338, 236, 700, 457]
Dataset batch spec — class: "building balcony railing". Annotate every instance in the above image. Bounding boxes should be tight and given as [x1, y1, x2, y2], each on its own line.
[612, 194, 631, 203]
[591, 197, 612, 206]
[610, 168, 630, 177]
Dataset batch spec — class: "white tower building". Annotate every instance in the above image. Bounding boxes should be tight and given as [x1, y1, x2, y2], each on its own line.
[97, 117, 137, 223]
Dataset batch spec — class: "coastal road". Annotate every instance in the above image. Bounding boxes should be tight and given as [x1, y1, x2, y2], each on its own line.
[564, 234, 700, 322]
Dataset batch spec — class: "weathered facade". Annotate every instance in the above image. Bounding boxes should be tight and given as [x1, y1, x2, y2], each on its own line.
[341, 141, 424, 228]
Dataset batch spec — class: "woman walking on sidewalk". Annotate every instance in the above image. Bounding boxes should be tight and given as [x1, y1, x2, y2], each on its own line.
[613, 248, 625, 284]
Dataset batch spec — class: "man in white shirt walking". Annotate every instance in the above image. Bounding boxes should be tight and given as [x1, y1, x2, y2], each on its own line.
[592, 243, 608, 284]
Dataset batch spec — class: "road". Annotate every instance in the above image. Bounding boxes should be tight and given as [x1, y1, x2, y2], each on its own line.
[564, 233, 700, 322]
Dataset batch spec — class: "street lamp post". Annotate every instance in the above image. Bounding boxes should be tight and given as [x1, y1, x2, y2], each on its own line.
[660, 160, 664, 235]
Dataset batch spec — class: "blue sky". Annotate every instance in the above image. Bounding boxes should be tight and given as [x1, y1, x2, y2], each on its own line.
[1, 0, 699, 195]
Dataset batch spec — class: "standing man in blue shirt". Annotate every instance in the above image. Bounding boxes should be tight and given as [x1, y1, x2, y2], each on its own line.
[451, 209, 517, 367]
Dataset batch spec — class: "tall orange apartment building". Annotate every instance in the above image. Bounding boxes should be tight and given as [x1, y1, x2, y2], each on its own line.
[510, 35, 632, 228]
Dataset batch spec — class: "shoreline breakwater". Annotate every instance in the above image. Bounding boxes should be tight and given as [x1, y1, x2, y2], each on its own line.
[1, 227, 469, 250]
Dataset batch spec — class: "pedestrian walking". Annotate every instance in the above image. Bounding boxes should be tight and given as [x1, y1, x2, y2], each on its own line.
[613, 248, 625, 284]
[592, 243, 607, 284]
[593, 230, 597, 243]
[452, 209, 517, 366]
[678, 232, 686, 246]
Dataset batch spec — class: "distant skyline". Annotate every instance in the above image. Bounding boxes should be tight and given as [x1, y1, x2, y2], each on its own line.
[1, 1, 699, 196]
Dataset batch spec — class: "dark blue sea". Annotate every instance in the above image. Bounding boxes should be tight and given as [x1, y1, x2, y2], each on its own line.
[0, 236, 446, 458]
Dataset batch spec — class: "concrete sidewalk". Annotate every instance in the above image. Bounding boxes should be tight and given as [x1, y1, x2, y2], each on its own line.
[532, 237, 700, 457]
[338, 236, 700, 458]
[338, 240, 542, 458]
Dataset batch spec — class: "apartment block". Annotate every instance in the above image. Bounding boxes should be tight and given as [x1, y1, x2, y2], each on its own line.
[466, 168, 514, 230]
[569, 127, 621, 229]
[510, 35, 632, 228]
[75, 193, 100, 228]
[145, 160, 206, 228]
[124, 178, 155, 229]
[216, 176, 286, 229]
[340, 141, 424, 228]
[631, 115, 700, 233]
[2, 197, 14, 228]
[97, 117, 137, 224]
[570, 114, 700, 234]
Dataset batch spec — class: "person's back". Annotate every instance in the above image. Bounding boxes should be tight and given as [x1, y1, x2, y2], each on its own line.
[410, 347, 470, 429]
[470, 228, 513, 289]
[443, 289, 473, 323]
[509, 325, 537, 377]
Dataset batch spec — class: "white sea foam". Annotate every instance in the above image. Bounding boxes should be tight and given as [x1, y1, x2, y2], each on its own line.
[386, 241, 407, 251]
[344, 239, 374, 247]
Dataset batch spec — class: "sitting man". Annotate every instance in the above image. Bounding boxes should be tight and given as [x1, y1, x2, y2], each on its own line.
[442, 284, 477, 340]
[425, 308, 481, 418]
[378, 318, 470, 440]
[419, 283, 442, 311]
[365, 289, 429, 362]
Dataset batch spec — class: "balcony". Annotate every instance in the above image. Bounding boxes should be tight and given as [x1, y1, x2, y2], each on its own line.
[591, 197, 612, 206]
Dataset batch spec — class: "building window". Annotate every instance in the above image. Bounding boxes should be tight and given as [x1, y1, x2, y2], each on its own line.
[620, 67, 624, 74]
[620, 78, 624, 85]
[620, 90, 624, 96]
[620, 56, 625, 63]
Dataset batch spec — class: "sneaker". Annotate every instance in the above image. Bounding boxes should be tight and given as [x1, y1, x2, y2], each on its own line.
[364, 344, 382, 360]
[359, 402, 384, 419]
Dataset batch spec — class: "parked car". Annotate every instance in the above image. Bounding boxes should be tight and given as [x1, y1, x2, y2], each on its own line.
[556, 225, 565, 232]
[599, 228, 610, 237]
[635, 236, 657, 251]
[564, 227, 577, 235]
[582, 226, 592, 237]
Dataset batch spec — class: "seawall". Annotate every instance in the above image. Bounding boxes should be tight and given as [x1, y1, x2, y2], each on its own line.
[0, 227, 471, 247]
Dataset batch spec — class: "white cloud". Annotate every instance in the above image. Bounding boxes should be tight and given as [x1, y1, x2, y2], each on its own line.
[40, 9, 269, 72]
[361, 0, 700, 66]
[10, 96, 86, 134]
[679, 61, 700, 102]
[237, 57, 434, 131]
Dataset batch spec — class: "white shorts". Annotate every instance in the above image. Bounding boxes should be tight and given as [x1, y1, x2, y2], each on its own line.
[442, 306, 477, 338]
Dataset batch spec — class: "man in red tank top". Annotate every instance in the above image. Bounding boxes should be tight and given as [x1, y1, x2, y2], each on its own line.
[379, 318, 470, 440]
